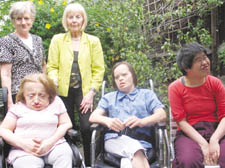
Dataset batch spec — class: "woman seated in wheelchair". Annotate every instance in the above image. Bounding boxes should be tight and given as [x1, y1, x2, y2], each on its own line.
[89, 61, 166, 168]
[169, 42, 225, 167]
[0, 73, 73, 168]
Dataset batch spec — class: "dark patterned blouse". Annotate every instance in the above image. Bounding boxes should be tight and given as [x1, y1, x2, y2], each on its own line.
[0, 33, 45, 95]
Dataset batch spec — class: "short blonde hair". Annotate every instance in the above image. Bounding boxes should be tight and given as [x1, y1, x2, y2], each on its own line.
[62, 3, 88, 32]
[16, 73, 57, 104]
[9, 1, 36, 21]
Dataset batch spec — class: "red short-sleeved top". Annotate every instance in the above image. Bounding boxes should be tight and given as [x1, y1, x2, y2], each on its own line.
[168, 75, 225, 127]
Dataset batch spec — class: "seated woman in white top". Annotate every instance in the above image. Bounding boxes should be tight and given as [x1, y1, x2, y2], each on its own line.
[0, 73, 73, 168]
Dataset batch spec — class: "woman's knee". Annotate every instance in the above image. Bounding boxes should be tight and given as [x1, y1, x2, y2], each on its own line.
[13, 156, 44, 168]
[47, 143, 73, 164]
[132, 150, 149, 168]
[173, 149, 203, 168]
[174, 135, 204, 167]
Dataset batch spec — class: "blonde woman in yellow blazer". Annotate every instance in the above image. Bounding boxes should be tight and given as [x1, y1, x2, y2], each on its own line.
[46, 3, 105, 166]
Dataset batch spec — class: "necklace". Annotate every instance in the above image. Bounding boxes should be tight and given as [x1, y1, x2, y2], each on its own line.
[72, 37, 81, 41]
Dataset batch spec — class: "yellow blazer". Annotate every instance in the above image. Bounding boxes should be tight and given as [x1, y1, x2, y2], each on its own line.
[47, 32, 105, 97]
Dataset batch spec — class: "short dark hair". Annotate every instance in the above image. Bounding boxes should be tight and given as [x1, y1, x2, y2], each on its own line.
[112, 61, 137, 89]
[176, 42, 207, 75]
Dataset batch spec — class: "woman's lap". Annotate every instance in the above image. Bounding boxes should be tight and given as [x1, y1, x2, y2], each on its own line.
[105, 135, 145, 160]
[173, 121, 225, 168]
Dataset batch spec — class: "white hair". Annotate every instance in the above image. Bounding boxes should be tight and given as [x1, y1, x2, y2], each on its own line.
[62, 3, 88, 32]
[9, 1, 36, 21]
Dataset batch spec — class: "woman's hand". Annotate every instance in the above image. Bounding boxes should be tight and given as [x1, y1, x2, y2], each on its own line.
[200, 142, 216, 166]
[34, 138, 54, 156]
[80, 90, 95, 114]
[20, 138, 42, 156]
[106, 118, 125, 132]
[209, 138, 220, 165]
[21, 138, 54, 156]
[124, 116, 144, 128]
[177, 119, 216, 165]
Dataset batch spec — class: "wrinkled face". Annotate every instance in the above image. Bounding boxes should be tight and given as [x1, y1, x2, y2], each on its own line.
[66, 11, 84, 33]
[187, 52, 210, 77]
[13, 12, 33, 35]
[23, 82, 50, 111]
[114, 64, 135, 94]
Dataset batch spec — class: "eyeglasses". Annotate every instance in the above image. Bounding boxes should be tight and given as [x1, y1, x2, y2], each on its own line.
[14, 17, 31, 22]
[193, 55, 209, 64]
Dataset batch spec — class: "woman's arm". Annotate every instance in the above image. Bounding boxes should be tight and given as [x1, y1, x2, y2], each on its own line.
[1, 63, 13, 108]
[178, 119, 209, 147]
[89, 108, 125, 132]
[80, 38, 105, 114]
[0, 114, 40, 155]
[0, 114, 18, 146]
[90, 37, 105, 91]
[208, 77, 225, 163]
[210, 117, 225, 144]
[47, 112, 72, 144]
[124, 108, 166, 128]
[209, 117, 225, 163]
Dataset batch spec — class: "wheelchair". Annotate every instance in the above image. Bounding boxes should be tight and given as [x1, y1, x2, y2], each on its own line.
[0, 87, 85, 168]
[90, 80, 170, 168]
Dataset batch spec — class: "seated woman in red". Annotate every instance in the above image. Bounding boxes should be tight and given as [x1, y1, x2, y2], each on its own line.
[169, 42, 225, 168]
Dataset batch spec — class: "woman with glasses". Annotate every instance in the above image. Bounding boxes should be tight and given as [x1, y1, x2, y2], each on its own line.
[169, 42, 225, 167]
[0, 1, 46, 110]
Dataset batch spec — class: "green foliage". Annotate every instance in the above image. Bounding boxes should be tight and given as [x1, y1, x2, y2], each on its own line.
[0, 0, 16, 36]
[30, 0, 65, 55]
[218, 42, 225, 65]
[0, 0, 224, 108]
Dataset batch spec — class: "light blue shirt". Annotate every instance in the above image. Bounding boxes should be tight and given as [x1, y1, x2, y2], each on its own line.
[97, 88, 164, 149]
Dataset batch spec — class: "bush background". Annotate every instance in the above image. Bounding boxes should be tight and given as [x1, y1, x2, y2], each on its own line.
[1, 0, 225, 121]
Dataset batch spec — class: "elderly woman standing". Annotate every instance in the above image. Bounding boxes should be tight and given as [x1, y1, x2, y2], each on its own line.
[0, 1, 46, 109]
[47, 3, 105, 166]
[169, 42, 225, 167]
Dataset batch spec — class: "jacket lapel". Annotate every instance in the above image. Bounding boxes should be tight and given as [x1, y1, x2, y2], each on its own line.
[64, 32, 74, 58]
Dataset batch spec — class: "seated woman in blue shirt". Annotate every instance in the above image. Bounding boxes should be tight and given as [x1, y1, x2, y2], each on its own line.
[89, 61, 166, 168]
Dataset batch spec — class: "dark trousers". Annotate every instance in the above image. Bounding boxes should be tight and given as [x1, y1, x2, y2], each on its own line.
[172, 121, 225, 168]
[60, 87, 91, 166]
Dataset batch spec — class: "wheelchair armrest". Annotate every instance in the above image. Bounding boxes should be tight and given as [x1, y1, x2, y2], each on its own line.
[66, 129, 78, 137]
[157, 121, 166, 129]
[104, 152, 121, 167]
[65, 129, 79, 145]
[90, 123, 105, 132]
[63, 129, 85, 167]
